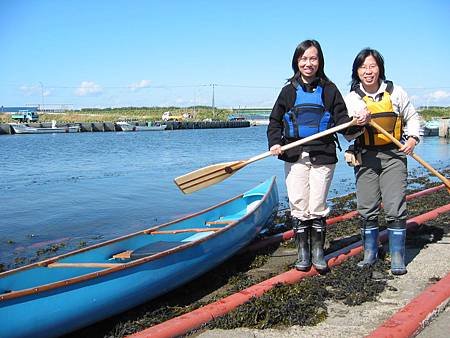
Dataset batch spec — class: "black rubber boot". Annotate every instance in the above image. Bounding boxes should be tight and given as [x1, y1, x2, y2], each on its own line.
[388, 219, 407, 275]
[311, 218, 327, 271]
[294, 219, 312, 271]
[357, 219, 379, 268]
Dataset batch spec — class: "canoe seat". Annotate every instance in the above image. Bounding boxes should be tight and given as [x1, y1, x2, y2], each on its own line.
[205, 220, 234, 225]
[47, 262, 122, 268]
[246, 200, 260, 213]
[243, 192, 264, 198]
[208, 211, 245, 223]
[145, 228, 222, 234]
[205, 203, 259, 225]
[182, 231, 216, 242]
[112, 241, 182, 260]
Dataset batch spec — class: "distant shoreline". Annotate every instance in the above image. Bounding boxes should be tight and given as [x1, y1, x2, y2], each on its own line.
[0, 119, 251, 135]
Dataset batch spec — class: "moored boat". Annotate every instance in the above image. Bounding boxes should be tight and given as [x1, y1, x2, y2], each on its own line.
[10, 123, 80, 134]
[423, 119, 440, 136]
[135, 122, 167, 131]
[116, 121, 167, 131]
[116, 121, 135, 131]
[0, 177, 278, 338]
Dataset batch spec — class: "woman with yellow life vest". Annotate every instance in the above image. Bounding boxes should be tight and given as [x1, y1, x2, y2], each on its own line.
[344, 48, 421, 275]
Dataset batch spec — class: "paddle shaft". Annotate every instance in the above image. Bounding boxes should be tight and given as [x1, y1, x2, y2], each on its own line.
[244, 119, 357, 165]
[174, 119, 356, 193]
[369, 120, 450, 191]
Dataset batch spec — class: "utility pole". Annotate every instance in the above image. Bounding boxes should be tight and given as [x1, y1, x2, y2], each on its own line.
[211, 83, 215, 118]
[38, 81, 44, 111]
[193, 88, 198, 119]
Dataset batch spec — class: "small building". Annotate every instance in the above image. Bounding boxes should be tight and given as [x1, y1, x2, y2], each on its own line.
[0, 106, 39, 114]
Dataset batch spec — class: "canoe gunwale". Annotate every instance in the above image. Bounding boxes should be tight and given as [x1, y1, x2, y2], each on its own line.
[1, 193, 245, 276]
[0, 177, 277, 302]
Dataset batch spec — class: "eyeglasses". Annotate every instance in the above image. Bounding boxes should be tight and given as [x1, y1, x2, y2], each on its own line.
[299, 56, 319, 64]
[359, 64, 378, 71]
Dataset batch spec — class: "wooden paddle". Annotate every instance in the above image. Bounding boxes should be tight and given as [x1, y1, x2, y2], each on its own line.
[369, 120, 450, 192]
[174, 119, 357, 194]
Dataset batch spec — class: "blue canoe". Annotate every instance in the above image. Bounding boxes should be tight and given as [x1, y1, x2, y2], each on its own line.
[0, 177, 278, 338]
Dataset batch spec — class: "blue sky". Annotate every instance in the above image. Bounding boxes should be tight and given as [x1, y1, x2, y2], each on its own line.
[1, 0, 449, 110]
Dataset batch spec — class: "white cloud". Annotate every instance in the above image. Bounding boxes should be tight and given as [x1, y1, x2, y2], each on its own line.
[428, 90, 450, 100]
[19, 85, 52, 97]
[129, 80, 151, 91]
[75, 81, 103, 96]
[409, 89, 450, 107]
[19, 85, 35, 96]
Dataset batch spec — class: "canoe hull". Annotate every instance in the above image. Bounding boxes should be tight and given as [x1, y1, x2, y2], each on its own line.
[0, 177, 278, 338]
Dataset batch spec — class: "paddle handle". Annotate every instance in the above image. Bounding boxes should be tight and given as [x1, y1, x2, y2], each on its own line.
[369, 120, 450, 192]
[245, 119, 357, 165]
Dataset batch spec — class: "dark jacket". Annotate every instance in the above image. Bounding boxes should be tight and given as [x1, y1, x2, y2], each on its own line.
[267, 78, 357, 164]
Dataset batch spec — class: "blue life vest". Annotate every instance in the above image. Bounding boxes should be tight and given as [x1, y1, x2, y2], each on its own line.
[283, 84, 333, 139]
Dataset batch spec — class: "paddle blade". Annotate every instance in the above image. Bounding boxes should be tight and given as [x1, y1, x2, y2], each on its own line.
[174, 160, 246, 194]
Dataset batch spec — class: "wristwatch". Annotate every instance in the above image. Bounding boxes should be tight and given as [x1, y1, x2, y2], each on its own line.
[408, 135, 420, 144]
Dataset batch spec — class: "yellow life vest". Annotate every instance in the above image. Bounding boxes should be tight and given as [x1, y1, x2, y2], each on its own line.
[356, 81, 403, 147]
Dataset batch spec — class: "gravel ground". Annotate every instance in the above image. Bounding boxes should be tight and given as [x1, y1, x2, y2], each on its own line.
[197, 219, 450, 338]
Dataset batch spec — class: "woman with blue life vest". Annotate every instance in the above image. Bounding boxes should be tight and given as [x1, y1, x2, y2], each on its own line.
[267, 40, 364, 272]
[344, 48, 421, 275]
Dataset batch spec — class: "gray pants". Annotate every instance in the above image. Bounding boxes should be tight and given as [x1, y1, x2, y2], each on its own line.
[355, 148, 408, 222]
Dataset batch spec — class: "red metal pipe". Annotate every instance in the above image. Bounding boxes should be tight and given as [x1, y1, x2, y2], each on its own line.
[367, 271, 450, 338]
[406, 184, 443, 200]
[128, 203, 450, 338]
[247, 184, 445, 251]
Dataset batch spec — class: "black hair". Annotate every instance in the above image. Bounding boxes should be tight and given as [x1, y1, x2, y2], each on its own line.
[350, 48, 386, 91]
[289, 39, 329, 83]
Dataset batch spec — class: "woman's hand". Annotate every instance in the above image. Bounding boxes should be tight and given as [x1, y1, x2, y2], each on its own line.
[355, 108, 371, 126]
[399, 137, 417, 155]
[270, 144, 283, 156]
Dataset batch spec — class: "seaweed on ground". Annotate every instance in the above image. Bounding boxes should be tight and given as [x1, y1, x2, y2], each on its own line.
[206, 257, 391, 330]
[329, 192, 357, 217]
[323, 257, 391, 306]
[208, 279, 328, 329]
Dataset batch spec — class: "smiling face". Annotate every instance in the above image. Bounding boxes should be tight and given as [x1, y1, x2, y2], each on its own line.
[357, 55, 380, 93]
[298, 46, 319, 83]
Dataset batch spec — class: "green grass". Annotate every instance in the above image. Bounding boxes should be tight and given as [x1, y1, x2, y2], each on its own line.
[418, 107, 450, 121]
[0, 106, 233, 123]
[1, 106, 449, 124]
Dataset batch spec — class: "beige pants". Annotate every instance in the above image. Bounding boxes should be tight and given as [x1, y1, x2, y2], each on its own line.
[284, 152, 335, 221]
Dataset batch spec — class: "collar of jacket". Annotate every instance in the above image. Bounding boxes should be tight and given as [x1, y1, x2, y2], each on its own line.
[291, 77, 322, 92]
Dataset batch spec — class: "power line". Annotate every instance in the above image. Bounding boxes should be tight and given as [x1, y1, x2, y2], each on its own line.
[0, 82, 449, 90]
[0, 83, 282, 89]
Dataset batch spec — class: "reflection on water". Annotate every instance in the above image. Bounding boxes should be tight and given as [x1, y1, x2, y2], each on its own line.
[0, 128, 448, 267]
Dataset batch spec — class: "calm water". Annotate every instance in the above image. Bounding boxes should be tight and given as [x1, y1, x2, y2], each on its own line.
[1, 127, 449, 268]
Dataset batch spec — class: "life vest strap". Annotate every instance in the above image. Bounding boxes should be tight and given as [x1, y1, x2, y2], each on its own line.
[355, 80, 394, 99]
